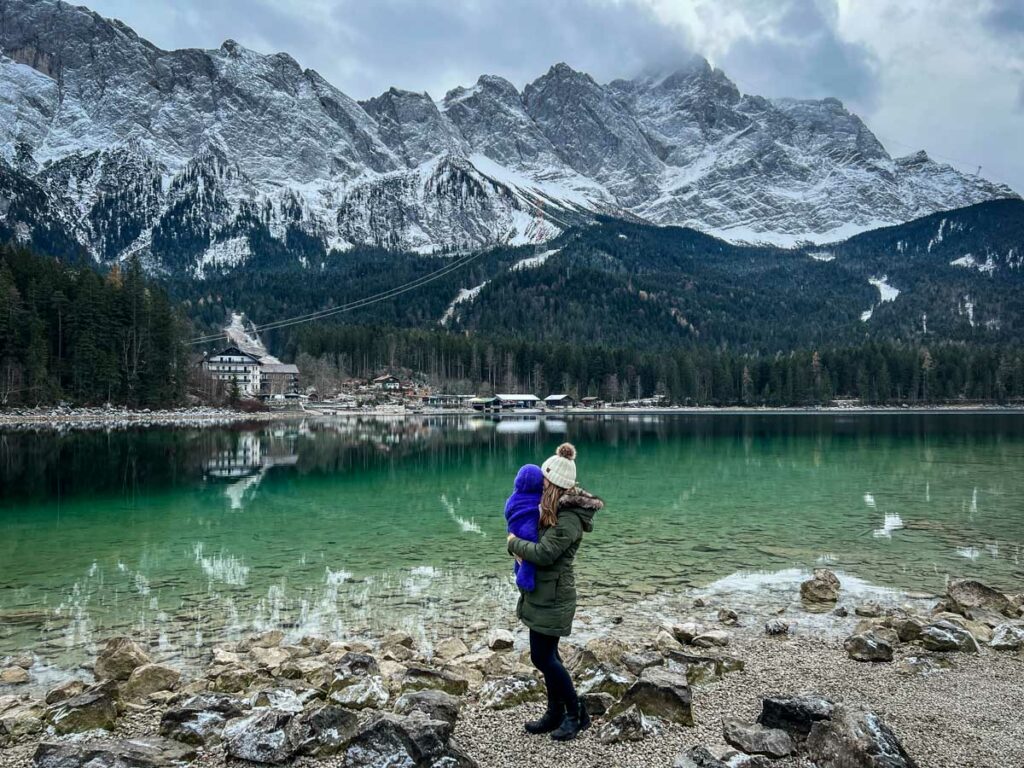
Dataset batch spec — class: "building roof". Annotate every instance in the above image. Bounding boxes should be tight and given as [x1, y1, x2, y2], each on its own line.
[544, 394, 573, 401]
[373, 374, 400, 382]
[204, 346, 261, 363]
[496, 393, 540, 401]
[262, 364, 299, 374]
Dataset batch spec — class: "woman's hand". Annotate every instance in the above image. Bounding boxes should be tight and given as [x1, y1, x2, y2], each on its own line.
[507, 533, 523, 563]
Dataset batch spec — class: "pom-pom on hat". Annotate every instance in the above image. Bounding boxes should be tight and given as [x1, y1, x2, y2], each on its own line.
[542, 442, 577, 490]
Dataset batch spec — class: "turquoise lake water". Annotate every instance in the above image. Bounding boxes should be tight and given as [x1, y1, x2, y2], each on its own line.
[1, 413, 1021, 679]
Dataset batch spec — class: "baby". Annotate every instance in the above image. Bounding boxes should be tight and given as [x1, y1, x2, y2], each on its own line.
[504, 464, 543, 591]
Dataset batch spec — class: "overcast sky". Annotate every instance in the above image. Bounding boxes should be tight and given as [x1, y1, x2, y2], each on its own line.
[85, 0, 1024, 192]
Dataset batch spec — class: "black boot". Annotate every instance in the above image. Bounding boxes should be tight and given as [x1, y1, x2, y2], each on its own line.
[525, 698, 564, 735]
[551, 702, 590, 741]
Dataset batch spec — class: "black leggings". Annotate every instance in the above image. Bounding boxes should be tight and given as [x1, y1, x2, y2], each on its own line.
[529, 629, 579, 712]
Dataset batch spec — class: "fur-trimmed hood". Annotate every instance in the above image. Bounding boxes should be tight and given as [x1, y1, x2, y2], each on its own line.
[559, 486, 603, 532]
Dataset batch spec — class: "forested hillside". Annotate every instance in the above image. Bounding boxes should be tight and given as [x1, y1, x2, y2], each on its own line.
[0, 246, 187, 407]
[287, 324, 1024, 406]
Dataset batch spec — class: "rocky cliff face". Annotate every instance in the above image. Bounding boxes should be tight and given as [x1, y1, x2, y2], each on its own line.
[0, 0, 1016, 275]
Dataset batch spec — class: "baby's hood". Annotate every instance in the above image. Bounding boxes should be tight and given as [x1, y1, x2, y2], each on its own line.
[514, 464, 544, 494]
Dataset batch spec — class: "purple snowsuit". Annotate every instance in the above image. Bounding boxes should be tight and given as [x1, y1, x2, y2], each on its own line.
[505, 464, 544, 592]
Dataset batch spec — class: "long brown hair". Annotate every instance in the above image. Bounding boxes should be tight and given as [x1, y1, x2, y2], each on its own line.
[540, 480, 567, 528]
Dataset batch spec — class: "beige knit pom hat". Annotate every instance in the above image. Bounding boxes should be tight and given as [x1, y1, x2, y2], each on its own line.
[542, 443, 577, 490]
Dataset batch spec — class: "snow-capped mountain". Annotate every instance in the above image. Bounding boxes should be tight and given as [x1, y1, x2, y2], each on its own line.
[0, 0, 1017, 276]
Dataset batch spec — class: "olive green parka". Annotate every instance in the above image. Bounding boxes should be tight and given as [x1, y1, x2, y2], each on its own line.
[507, 487, 603, 637]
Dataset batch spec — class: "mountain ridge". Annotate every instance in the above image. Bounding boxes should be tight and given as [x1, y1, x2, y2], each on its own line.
[0, 0, 1018, 275]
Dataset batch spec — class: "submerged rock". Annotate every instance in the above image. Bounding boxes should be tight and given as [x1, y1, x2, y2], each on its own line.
[95, 637, 151, 681]
[434, 637, 470, 663]
[1, 666, 30, 685]
[723, 719, 794, 758]
[598, 704, 655, 744]
[33, 737, 196, 768]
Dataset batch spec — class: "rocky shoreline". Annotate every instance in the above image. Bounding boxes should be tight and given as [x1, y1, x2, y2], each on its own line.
[0, 406, 288, 432]
[1, 574, 1022, 768]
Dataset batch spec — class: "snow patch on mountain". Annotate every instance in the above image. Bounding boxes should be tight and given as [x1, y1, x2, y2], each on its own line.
[512, 248, 560, 271]
[950, 254, 997, 274]
[440, 282, 489, 326]
[861, 276, 899, 322]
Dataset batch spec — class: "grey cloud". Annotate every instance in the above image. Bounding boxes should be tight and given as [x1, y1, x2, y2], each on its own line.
[716, 0, 879, 109]
[327, 0, 694, 98]
[982, 0, 1024, 38]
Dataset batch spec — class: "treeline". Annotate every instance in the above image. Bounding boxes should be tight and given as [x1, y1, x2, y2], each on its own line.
[288, 324, 1024, 406]
[0, 245, 187, 407]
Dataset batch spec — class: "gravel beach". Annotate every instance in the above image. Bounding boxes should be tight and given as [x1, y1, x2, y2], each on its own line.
[456, 633, 1024, 768]
[3, 614, 1023, 768]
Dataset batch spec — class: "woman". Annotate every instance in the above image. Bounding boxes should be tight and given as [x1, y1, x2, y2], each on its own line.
[507, 442, 604, 742]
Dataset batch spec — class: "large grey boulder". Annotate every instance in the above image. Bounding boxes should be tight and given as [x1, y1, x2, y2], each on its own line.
[223, 705, 358, 763]
[946, 579, 1013, 621]
[597, 704, 655, 744]
[673, 746, 729, 768]
[805, 706, 918, 768]
[477, 674, 544, 710]
[919, 620, 980, 653]
[486, 629, 515, 651]
[621, 650, 664, 676]
[48, 685, 119, 734]
[400, 664, 469, 696]
[757, 694, 835, 739]
[989, 623, 1024, 651]
[121, 664, 180, 702]
[329, 676, 390, 710]
[44, 680, 85, 706]
[1, 699, 45, 746]
[393, 689, 461, 727]
[723, 719, 794, 758]
[94, 637, 151, 681]
[222, 709, 295, 764]
[574, 663, 636, 698]
[158, 693, 247, 746]
[33, 737, 196, 768]
[287, 704, 360, 757]
[611, 666, 693, 726]
[344, 712, 475, 768]
[800, 568, 841, 605]
[844, 630, 895, 662]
